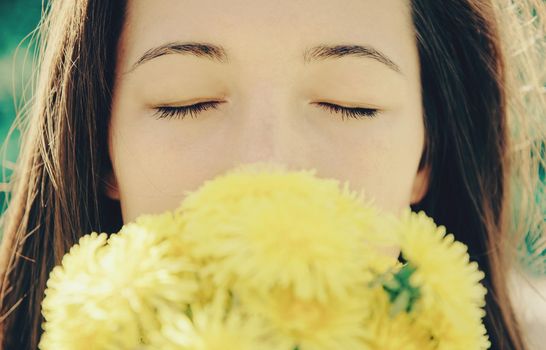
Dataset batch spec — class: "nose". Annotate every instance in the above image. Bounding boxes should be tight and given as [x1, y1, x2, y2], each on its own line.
[230, 93, 309, 171]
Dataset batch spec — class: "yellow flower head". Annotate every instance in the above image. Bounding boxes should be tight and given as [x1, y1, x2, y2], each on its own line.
[394, 208, 491, 349]
[362, 287, 435, 350]
[177, 162, 397, 303]
[237, 285, 371, 350]
[39, 162, 490, 350]
[39, 224, 198, 350]
[150, 289, 289, 350]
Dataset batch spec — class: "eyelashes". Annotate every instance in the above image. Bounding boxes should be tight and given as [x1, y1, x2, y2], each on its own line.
[153, 101, 379, 121]
[153, 101, 225, 120]
[312, 102, 379, 120]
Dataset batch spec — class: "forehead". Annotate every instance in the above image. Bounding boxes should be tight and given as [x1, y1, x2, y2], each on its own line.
[118, 0, 416, 74]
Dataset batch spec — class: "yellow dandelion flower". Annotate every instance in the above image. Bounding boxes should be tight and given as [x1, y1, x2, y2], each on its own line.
[237, 285, 370, 350]
[130, 210, 188, 255]
[150, 289, 289, 350]
[129, 211, 217, 307]
[40, 163, 491, 350]
[40, 224, 198, 350]
[177, 162, 396, 302]
[416, 305, 490, 350]
[40, 232, 141, 350]
[362, 287, 435, 350]
[106, 223, 198, 317]
[395, 208, 490, 349]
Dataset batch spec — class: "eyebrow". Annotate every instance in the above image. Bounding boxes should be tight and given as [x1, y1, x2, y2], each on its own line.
[125, 41, 403, 75]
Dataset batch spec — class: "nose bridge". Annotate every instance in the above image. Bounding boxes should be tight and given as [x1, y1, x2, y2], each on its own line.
[233, 87, 305, 168]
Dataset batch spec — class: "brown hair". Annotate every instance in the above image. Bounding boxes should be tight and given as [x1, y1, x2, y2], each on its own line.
[410, 1, 544, 349]
[0, 0, 544, 348]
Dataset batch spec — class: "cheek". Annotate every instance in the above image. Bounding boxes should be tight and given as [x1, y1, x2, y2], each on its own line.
[109, 116, 231, 222]
[325, 113, 424, 215]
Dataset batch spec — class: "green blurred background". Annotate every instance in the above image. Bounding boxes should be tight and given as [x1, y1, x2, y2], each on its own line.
[0, 1, 44, 220]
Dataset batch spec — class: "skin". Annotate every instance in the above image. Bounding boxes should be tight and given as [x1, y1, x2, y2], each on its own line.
[106, 0, 431, 246]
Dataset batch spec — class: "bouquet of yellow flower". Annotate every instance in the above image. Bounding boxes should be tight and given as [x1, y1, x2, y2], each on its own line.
[39, 162, 490, 350]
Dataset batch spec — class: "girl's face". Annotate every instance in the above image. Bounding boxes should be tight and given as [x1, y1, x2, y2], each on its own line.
[107, 0, 430, 223]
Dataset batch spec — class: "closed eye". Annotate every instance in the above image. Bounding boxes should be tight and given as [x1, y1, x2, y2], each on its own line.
[153, 101, 224, 120]
[152, 100, 379, 120]
[312, 102, 379, 120]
